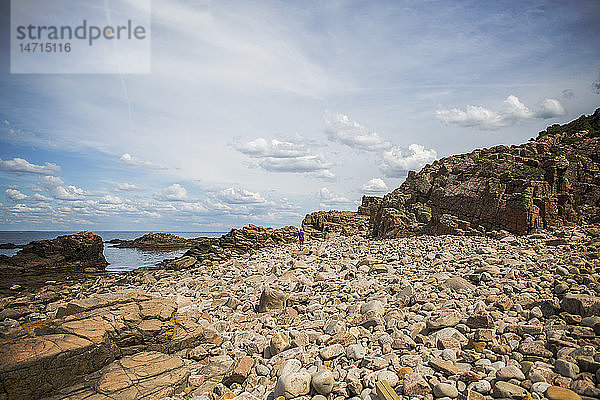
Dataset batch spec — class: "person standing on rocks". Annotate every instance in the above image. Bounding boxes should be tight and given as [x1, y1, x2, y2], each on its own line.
[297, 228, 304, 249]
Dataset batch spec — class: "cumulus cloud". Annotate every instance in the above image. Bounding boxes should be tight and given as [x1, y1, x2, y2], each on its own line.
[51, 186, 87, 200]
[38, 175, 88, 200]
[235, 137, 335, 178]
[218, 187, 268, 205]
[32, 193, 52, 201]
[0, 157, 60, 175]
[534, 98, 567, 119]
[120, 153, 167, 170]
[235, 138, 310, 158]
[100, 194, 123, 204]
[436, 95, 567, 130]
[259, 155, 332, 173]
[380, 144, 437, 177]
[6, 189, 28, 201]
[361, 178, 389, 195]
[113, 182, 144, 192]
[324, 111, 391, 151]
[153, 183, 188, 201]
[319, 187, 355, 209]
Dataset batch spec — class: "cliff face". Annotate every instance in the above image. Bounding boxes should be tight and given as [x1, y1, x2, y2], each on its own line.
[372, 108, 600, 237]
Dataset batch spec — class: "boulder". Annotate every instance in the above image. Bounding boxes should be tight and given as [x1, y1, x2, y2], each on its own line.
[259, 287, 287, 313]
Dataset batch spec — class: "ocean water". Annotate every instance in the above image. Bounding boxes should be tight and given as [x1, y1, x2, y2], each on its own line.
[0, 231, 224, 273]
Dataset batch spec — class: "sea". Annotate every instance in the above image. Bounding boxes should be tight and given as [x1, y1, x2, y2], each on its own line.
[0, 231, 224, 273]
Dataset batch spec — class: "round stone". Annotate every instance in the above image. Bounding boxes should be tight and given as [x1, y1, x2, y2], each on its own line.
[554, 359, 579, 379]
[496, 365, 525, 381]
[255, 364, 270, 376]
[311, 369, 334, 395]
[346, 344, 366, 360]
[530, 382, 551, 395]
[274, 371, 311, 399]
[433, 383, 459, 398]
[277, 359, 301, 377]
[473, 380, 491, 394]
[361, 300, 384, 315]
[377, 370, 399, 387]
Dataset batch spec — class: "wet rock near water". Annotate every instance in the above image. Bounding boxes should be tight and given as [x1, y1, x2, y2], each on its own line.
[110, 232, 207, 250]
[0, 231, 108, 293]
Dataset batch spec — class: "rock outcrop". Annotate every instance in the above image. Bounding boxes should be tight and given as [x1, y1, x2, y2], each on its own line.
[372, 108, 600, 237]
[110, 232, 206, 250]
[0, 290, 206, 399]
[302, 210, 370, 238]
[163, 225, 298, 268]
[0, 231, 108, 278]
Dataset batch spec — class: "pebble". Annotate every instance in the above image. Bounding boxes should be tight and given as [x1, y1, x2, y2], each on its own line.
[4, 225, 600, 400]
[311, 369, 334, 395]
[433, 382, 459, 398]
[274, 371, 311, 399]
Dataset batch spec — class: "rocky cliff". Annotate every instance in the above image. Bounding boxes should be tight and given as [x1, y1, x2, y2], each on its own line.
[371, 108, 600, 237]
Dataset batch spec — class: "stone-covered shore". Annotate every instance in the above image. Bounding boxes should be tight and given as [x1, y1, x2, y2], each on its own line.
[1, 226, 599, 400]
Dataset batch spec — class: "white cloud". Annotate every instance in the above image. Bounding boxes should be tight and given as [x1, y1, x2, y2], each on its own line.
[235, 138, 310, 158]
[0, 157, 60, 175]
[38, 175, 88, 201]
[235, 137, 335, 178]
[6, 189, 28, 201]
[218, 187, 268, 205]
[32, 193, 52, 201]
[100, 194, 123, 204]
[535, 98, 567, 118]
[380, 144, 437, 177]
[113, 182, 144, 192]
[51, 185, 87, 201]
[436, 95, 567, 130]
[324, 111, 391, 151]
[258, 155, 332, 173]
[120, 153, 167, 170]
[153, 183, 188, 201]
[142, 211, 161, 218]
[9, 204, 47, 213]
[361, 178, 389, 195]
[311, 169, 336, 181]
[319, 187, 356, 209]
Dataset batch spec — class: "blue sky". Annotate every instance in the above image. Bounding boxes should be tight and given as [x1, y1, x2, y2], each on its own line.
[1, 0, 599, 231]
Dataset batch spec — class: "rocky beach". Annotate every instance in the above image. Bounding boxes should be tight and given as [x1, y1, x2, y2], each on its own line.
[1, 111, 600, 400]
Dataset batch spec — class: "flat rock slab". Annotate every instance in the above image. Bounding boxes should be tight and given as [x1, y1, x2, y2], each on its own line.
[0, 334, 114, 400]
[47, 351, 189, 400]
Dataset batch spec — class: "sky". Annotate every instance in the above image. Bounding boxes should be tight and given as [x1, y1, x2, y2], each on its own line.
[0, 0, 599, 231]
